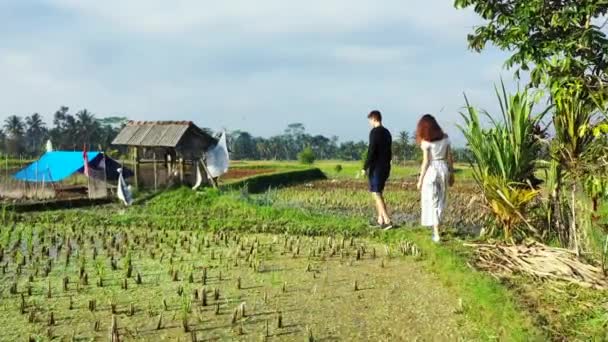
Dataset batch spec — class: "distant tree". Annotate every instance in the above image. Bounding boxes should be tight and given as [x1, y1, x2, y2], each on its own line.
[393, 131, 415, 163]
[25, 113, 48, 155]
[298, 146, 316, 164]
[75, 109, 101, 147]
[0, 129, 5, 154]
[230, 131, 257, 160]
[50, 106, 76, 149]
[3, 115, 25, 156]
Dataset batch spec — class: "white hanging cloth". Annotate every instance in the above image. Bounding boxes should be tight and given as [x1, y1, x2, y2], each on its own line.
[205, 132, 230, 179]
[192, 161, 204, 190]
[117, 168, 133, 206]
[45, 140, 53, 152]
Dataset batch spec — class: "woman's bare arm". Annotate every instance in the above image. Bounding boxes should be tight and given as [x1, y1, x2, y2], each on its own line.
[417, 146, 430, 188]
[447, 145, 454, 172]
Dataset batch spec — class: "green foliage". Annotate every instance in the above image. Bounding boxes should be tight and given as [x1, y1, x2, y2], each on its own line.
[459, 82, 547, 240]
[551, 83, 599, 174]
[459, 82, 547, 184]
[360, 149, 368, 169]
[298, 146, 316, 165]
[222, 168, 326, 194]
[455, 0, 608, 88]
[334, 164, 343, 173]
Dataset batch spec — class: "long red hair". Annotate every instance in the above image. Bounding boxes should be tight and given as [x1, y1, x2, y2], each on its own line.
[416, 114, 445, 145]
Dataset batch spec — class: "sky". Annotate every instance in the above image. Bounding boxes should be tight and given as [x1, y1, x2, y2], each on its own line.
[0, 0, 518, 145]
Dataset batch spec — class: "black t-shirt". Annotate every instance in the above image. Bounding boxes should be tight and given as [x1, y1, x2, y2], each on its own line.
[364, 126, 392, 172]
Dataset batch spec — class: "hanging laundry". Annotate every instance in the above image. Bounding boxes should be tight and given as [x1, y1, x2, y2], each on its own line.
[117, 168, 133, 206]
[206, 132, 229, 179]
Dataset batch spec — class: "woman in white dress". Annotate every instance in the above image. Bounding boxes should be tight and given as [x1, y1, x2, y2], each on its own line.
[415, 114, 454, 243]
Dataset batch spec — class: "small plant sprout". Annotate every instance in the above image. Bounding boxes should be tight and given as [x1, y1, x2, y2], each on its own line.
[307, 326, 315, 342]
[215, 302, 221, 315]
[109, 292, 118, 314]
[239, 302, 247, 318]
[9, 282, 17, 294]
[156, 313, 163, 330]
[48, 311, 55, 326]
[354, 280, 359, 291]
[20, 294, 26, 314]
[181, 296, 192, 332]
[110, 315, 119, 342]
[201, 287, 208, 306]
[277, 311, 283, 329]
[231, 307, 239, 324]
[237, 276, 242, 290]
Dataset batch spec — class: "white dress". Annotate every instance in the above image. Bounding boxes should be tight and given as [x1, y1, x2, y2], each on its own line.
[420, 137, 450, 227]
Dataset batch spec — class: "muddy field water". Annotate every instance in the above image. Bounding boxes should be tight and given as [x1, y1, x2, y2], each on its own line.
[269, 179, 487, 237]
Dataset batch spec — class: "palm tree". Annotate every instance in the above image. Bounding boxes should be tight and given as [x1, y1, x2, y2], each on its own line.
[25, 113, 48, 155]
[4, 115, 25, 138]
[74, 109, 102, 148]
[3, 115, 25, 156]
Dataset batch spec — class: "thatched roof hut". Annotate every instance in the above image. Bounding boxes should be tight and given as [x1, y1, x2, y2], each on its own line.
[112, 121, 217, 188]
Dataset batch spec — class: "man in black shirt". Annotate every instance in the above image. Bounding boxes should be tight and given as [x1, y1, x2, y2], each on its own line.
[362, 110, 393, 229]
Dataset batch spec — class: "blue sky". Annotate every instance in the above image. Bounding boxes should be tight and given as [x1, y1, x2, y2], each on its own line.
[0, 0, 518, 145]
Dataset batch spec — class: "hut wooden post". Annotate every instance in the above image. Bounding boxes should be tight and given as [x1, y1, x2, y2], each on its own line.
[153, 152, 158, 192]
[133, 147, 140, 190]
[179, 157, 184, 183]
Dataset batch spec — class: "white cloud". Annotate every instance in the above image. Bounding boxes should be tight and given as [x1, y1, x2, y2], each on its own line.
[0, 0, 505, 144]
[46, 0, 479, 40]
[332, 45, 420, 65]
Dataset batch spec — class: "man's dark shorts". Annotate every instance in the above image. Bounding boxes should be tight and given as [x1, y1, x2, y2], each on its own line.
[368, 167, 390, 193]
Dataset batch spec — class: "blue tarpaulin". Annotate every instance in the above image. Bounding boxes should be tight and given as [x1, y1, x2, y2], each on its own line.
[14, 151, 101, 182]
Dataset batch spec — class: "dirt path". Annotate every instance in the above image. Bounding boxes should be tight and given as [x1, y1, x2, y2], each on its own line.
[288, 258, 473, 341]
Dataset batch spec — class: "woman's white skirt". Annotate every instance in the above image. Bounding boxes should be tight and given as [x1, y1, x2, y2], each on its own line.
[421, 160, 449, 227]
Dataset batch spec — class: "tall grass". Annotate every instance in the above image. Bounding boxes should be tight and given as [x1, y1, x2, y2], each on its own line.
[459, 82, 548, 240]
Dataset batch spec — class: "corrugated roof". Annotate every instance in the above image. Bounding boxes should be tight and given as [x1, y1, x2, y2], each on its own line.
[112, 121, 208, 147]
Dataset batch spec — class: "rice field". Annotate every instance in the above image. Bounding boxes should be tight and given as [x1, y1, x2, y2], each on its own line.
[1, 161, 605, 340]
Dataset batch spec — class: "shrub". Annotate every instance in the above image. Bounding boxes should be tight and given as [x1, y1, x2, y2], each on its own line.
[298, 147, 315, 165]
[459, 82, 548, 241]
[334, 164, 343, 173]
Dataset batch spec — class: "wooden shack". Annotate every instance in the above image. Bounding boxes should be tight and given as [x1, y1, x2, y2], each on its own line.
[112, 121, 217, 189]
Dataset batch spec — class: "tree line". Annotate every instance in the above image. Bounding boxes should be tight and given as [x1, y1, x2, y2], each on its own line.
[1, 110, 469, 162]
[227, 123, 471, 162]
[1, 106, 127, 157]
